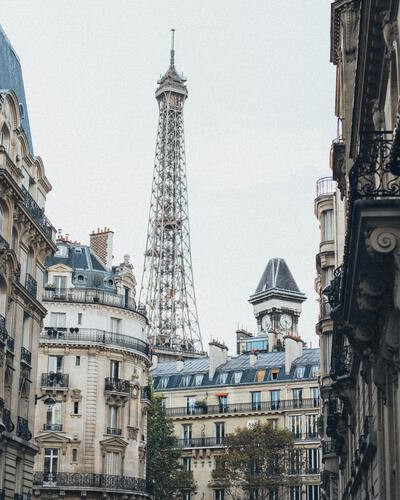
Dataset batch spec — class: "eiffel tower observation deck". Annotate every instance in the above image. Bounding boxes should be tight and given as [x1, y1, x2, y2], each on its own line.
[140, 31, 204, 360]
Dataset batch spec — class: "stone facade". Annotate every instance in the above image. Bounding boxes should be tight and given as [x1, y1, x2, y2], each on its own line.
[0, 26, 56, 499]
[318, 1, 400, 498]
[32, 235, 151, 499]
[152, 259, 321, 500]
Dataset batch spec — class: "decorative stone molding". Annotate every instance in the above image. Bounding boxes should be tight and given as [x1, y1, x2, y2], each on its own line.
[382, 12, 399, 56]
[70, 389, 82, 401]
[341, 3, 359, 63]
[127, 426, 139, 440]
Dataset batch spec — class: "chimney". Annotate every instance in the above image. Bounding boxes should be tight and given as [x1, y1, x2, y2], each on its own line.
[176, 356, 184, 372]
[285, 335, 303, 374]
[209, 340, 228, 379]
[249, 350, 258, 366]
[89, 227, 114, 270]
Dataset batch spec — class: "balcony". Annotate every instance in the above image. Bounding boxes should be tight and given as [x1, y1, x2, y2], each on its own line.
[7, 336, 14, 352]
[25, 273, 37, 299]
[177, 436, 227, 448]
[43, 423, 62, 432]
[330, 345, 353, 380]
[16, 416, 32, 441]
[164, 398, 320, 418]
[21, 186, 53, 240]
[33, 472, 151, 495]
[330, 138, 346, 194]
[41, 372, 69, 390]
[322, 440, 336, 457]
[316, 176, 335, 198]
[42, 287, 146, 315]
[40, 327, 150, 359]
[324, 265, 343, 313]
[106, 427, 122, 436]
[0, 315, 7, 343]
[20, 347, 31, 366]
[104, 377, 130, 394]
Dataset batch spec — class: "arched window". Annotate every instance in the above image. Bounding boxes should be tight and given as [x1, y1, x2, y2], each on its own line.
[0, 124, 10, 152]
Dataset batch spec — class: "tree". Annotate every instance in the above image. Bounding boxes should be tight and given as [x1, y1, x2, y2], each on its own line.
[214, 423, 300, 500]
[146, 395, 194, 499]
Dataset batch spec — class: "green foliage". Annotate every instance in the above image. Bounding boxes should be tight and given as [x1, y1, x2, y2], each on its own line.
[215, 423, 299, 500]
[146, 395, 188, 500]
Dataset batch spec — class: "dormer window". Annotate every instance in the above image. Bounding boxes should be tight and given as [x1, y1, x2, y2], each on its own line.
[233, 371, 242, 384]
[269, 368, 279, 381]
[159, 377, 169, 389]
[255, 370, 266, 382]
[181, 375, 191, 387]
[194, 374, 203, 386]
[217, 372, 228, 384]
[55, 245, 68, 258]
[310, 365, 319, 378]
[294, 366, 305, 379]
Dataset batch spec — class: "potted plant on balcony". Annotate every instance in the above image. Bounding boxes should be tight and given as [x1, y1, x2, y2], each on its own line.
[194, 399, 207, 414]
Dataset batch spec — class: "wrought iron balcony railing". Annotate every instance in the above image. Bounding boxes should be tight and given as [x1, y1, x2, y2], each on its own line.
[316, 177, 335, 198]
[165, 398, 320, 417]
[324, 265, 343, 311]
[3, 408, 14, 433]
[21, 186, 53, 239]
[177, 436, 227, 448]
[20, 347, 32, 366]
[33, 472, 151, 494]
[7, 336, 14, 352]
[40, 327, 150, 358]
[42, 287, 146, 315]
[41, 372, 69, 388]
[16, 416, 32, 441]
[106, 427, 122, 436]
[43, 423, 62, 432]
[322, 440, 336, 456]
[0, 315, 7, 343]
[104, 377, 130, 394]
[330, 345, 353, 380]
[25, 273, 37, 298]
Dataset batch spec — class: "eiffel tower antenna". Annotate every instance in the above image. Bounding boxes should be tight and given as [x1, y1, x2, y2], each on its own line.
[139, 31, 203, 354]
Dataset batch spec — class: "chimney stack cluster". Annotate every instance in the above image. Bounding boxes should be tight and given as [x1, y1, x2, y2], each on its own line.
[89, 227, 114, 270]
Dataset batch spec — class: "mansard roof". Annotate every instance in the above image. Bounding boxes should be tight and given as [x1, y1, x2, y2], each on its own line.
[0, 25, 33, 152]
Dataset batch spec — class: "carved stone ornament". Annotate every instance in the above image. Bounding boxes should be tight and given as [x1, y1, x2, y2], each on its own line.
[371, 99, 386, 131]
[382, 12, 399, 56]
[70, 389, 82, 401]
[127, 426, 139, 440]
[341, 3, 359, 63]
[357, 275, 387, 312]
[366, 227, 400, 310]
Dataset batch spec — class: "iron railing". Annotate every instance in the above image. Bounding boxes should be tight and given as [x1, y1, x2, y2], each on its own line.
[33, 472, 151, 494]
[322, 440, 336, 456]
[42, 287, 146, 315]
[3, 408, 14, 432]
[16, 416, 32, 441]
[106, 427, 122, 436]
[20, 347, 31, 365]
[0, 315, 7, 343]
[40, 328, 150, 358]
[324, 265, 343, 310]
[43, 423, 62, 432]
[177, 436, 227, 448]
[165, 398, 320, 417]
[25, 273, 37, 298]
[104, 377, 130, 394]
[7, 336, 14, 352]
[330, 345, 353, 379]
[41, 373, 69, 388]
[21, 186, 53, 239]
[316, 177, 335, 198]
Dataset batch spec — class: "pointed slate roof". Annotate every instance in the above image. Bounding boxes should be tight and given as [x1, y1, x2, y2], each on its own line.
[0, 25, 33, 152]
[250, 258, 306, 303]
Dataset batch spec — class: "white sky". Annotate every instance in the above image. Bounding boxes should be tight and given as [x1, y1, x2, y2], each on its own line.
[0, 0, 335, 353]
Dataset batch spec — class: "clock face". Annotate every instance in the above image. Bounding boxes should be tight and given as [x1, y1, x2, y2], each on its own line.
[261, 315, 272, 331]
[280, 314, 292, 330]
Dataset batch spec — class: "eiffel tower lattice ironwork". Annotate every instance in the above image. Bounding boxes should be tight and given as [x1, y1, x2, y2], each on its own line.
[139, 31, 203, 353]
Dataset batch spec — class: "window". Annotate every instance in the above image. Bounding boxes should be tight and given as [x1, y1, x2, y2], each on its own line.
[186, 396, 196, 415]
[44, 448, 59, 481]
[77, 313, 82, 325]
[72, 448, 78, 463]
[183, 457, 192, 471]
[322, 209, 334, 241]
[50, 312, 66, 328]
[233, 371, 242, 384]
[106, 452, 120, 475]
[110, 360, 120, 379]
[109, 406, 119, 429]
[289, 485, 302, 500]
[46, 403, 62, 430]
[75, 356, 81, 366]
[182, 424, 192, 445]
[255, 370, 266, 382]
[306, 448, 319, 474]
[269, 368, 279, 380]
[22, 313, 31, 348]
[292, 388, 303, 408]
[270, 390, 280, 410]
[48, 355, 63, 374]
[55, 245, 68, 257]
[215, 490, 225, 500]
[294, 366, 305, 379]
[217, 372, 228, 384]
[110, 317, 121, 334]
[215, 422, 225, 445]
[54, 276, 67, 295]
[307, 414, 318, 439]
[183, 493, 191, 500]
[251, 391, 261, 411]
[311, 387, 319, 406]
[290, 449, 302, 474]
[218, 395, 228, 413]
[159, 376, 169, 389]
[181, 375, 191, 387]
[73, 401, 79, 415]
[161, 397, 168, 409]
[0, 124, 10, 151]
[194, 374, 203, 386]
[267, 419, 278, 429]
[309, 365, 319, 378]
[307, 484, 319, 500]
[289, 415, 302, 439]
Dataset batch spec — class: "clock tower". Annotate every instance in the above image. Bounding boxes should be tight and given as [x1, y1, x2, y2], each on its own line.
[249, 258, 306, 351]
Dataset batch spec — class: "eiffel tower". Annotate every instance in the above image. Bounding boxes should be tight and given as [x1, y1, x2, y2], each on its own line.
[140, 31, 203, 355]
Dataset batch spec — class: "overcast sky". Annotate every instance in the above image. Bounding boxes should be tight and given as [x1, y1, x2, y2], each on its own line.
[1, 1, 335, 352]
